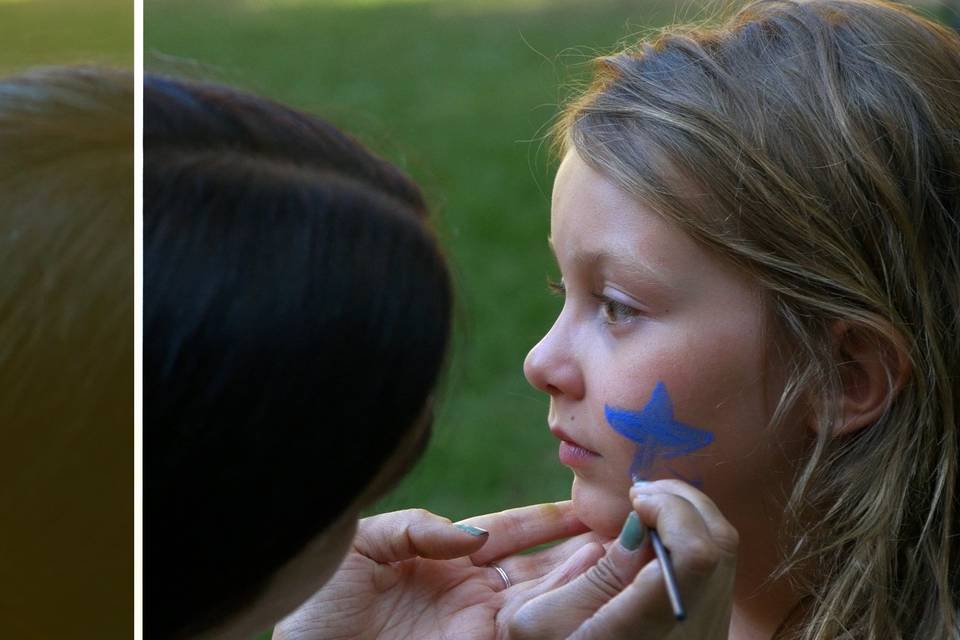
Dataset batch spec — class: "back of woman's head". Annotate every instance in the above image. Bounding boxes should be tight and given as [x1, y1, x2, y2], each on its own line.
[558, 0, 960, 637]
[0, 66, 133, 636]
[144, 76, 452, 637]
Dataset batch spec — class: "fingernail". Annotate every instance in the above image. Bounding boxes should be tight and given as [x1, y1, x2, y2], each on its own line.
[632, 479, 651, 490]
[618, 512, 647, 551]
[454, 523, 489, 537]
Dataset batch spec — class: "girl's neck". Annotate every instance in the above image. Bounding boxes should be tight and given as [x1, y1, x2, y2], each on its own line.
[727, 543, 808, 640]
[729, 587, 803, 640]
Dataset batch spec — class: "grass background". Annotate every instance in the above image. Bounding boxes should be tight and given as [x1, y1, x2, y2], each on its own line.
[0, 0, 132, 73]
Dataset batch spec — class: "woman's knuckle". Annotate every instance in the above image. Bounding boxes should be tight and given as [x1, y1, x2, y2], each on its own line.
[682, 538, 721, 575]
[655, 478, 688, 494]
[584, 556, 628, 598]
[507, 608, 545, 640]
[714, 524, 740, 556]
[634, 491, 665, 512]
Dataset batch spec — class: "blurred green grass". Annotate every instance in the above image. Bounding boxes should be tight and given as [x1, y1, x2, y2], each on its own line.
[0, 0, 132, 73]
[144, 0, 680, 528]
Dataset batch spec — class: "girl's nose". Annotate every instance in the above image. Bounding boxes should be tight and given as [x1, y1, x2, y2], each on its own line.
[523, 319, 585, 401]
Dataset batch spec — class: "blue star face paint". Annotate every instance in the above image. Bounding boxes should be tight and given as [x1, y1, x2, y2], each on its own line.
[604, 381, 714, 482]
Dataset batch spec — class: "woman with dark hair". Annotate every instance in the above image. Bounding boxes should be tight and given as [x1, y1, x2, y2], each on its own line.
[144, 77, 594, 639]
[144, 74, 456, 637]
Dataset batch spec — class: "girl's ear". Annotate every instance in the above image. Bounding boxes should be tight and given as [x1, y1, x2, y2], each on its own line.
[828, 319, 912, 437]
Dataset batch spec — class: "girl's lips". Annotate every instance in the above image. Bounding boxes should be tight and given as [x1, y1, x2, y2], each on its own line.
[551, 427, 601, 467]
[558, 441, 601, 467]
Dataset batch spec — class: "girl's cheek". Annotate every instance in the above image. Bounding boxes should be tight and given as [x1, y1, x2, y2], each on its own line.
[598, 349, 679, 403]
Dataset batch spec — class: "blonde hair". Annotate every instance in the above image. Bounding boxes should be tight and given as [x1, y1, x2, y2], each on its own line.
[0, 66, 132, 636]
[557, 0, 960, 637]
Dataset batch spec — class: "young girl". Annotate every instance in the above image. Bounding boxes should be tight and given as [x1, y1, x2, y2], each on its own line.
[278, 0, 958, 638]
[522, 0, 960, 637]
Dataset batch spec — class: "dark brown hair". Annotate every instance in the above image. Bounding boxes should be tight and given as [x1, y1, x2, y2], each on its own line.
[145, 76, 452, 637]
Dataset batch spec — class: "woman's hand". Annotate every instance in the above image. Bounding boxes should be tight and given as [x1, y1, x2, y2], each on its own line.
[506, 480, 738, 639]
[272, 501, 606, 640]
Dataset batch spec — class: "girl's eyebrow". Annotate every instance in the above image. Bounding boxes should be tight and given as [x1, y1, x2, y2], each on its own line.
[547, 236, 678, 292]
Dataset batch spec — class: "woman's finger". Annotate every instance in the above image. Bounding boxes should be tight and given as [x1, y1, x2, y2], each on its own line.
[497, 530, 609, 584]
[505, 513, 656, 639]
[631, 489, 739, 584]
[577, 490, 735, 636]
[566, 489, 738, 640]
[629, 480, 739, 553]
[460, 501, 589, 566]
[353, 508, 491, 563]
[568, 547, 734, 640]
[495, 541, 605, 629]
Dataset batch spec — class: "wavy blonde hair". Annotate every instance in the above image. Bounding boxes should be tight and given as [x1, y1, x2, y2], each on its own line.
[556, 0, 960, 637]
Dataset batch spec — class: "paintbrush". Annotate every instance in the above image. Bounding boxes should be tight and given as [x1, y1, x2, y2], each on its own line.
[632, 474, 686, 621]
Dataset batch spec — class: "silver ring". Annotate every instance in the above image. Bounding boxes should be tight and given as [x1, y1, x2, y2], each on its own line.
[489, 563, 512, 590]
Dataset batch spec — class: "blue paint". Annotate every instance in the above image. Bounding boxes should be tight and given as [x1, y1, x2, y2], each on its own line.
[604, 381, 714, 481]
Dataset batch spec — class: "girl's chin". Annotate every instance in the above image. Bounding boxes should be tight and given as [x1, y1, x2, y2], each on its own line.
[571, 477, 633, 538]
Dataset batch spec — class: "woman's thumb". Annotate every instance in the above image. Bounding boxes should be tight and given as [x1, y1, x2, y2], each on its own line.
[507, 513, 652, 639]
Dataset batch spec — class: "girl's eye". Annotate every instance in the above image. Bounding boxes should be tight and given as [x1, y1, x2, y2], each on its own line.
[546, 277, 566, 297]
[599, 297, 640, 325]
[546, 278, 641, 325]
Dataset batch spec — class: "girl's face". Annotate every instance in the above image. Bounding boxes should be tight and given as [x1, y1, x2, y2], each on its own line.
[524, 151, 807, 537]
